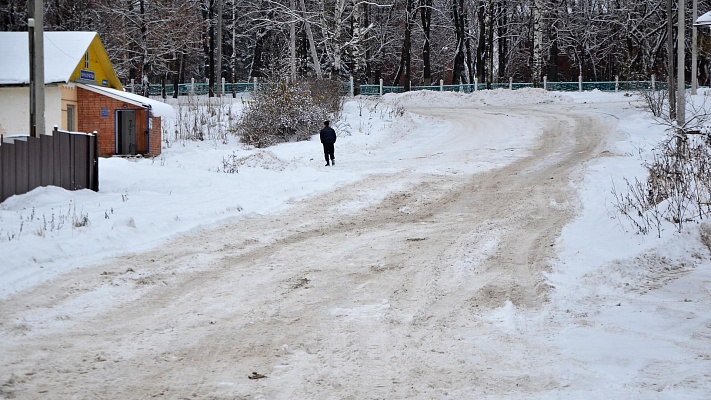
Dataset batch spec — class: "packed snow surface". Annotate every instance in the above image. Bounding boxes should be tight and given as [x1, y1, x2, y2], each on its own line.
[1, 88, 710, 398]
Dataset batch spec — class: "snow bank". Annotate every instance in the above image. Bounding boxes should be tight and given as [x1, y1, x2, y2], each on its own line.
[379, 87, 573, 108]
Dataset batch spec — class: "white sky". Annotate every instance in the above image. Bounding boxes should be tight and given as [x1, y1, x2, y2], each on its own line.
[1, 88, 710, 397]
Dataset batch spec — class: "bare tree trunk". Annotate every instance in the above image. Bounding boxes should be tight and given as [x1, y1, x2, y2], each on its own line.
[216, 0, 223, 96]
[140, 0, 149, 96]
[232, 0, 237, 97]
[393, 0, 413, 89]
[290, 0, 296, 80]
[531, 0, 542, 87]
[352, 0, 365, 92]
[404, 0, 412, 90]
[497, 0, 507, 81]
[299, 0, 322, 78]
[475, 0, 485, 84]
[208, 0, 215, 97]
[420, 0, 432, 85]
[172, 53, 179, 99]
[667, 0, 676, 120]
[452, 0, 466, 84]
[486, 0, 494, 85]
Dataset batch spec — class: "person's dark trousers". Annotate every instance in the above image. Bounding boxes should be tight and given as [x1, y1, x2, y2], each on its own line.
[323, 143, 335, 164]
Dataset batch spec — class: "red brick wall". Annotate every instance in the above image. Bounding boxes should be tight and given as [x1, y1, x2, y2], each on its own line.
[77, 87, 162, 157]
[150, 116, 161, 155]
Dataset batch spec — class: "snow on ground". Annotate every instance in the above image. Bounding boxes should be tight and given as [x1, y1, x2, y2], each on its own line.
[2, 88, 711, 397]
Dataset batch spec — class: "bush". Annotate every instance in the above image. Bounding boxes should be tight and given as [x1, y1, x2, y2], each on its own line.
[236, 79, 343, 148]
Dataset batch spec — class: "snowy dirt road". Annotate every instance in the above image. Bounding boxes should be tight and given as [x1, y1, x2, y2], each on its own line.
[0, 104, 610, 399]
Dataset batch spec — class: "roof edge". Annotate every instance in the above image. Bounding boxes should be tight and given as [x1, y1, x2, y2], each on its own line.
[76, 83, 148, 109]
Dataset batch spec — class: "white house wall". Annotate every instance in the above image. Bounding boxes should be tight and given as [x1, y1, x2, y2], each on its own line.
[0, 86, 62, 136]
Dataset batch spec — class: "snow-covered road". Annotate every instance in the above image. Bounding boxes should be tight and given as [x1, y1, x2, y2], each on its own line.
[0, 103, 609, 398]
[2, 92, 710, 399]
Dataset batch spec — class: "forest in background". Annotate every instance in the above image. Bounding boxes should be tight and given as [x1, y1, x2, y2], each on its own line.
[2, 0, 711, 90]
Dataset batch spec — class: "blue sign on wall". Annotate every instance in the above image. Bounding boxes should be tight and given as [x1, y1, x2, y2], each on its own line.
[80, 70, 95, 81]
[102, 79, 108, 86]
[101, 108, 108, 117]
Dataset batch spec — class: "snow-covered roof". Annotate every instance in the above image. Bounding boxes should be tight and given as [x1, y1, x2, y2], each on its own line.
[695, 11, 711, 26]
[0, 31, 96, 85]
[76, 83, 175, 118]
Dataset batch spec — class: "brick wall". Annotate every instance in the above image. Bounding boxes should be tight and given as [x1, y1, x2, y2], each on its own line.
[150, 116, 161, 155]
[77, 87, 162, 157]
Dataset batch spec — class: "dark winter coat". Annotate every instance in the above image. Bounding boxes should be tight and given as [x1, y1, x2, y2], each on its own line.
[320, 126, 337, 144]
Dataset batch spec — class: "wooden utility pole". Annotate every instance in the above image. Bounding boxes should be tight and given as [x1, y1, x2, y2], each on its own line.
[28, 0, 44, 137]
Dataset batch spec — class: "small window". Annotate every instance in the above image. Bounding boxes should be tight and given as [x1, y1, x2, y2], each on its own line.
[67, 105, 75, 131]
[84, 51, 89, 69]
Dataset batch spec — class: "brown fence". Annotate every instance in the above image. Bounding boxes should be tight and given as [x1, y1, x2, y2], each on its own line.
[0, 127, 99, 203]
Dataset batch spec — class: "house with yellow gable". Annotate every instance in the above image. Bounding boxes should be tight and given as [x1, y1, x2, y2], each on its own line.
[0, 31, 172, 157]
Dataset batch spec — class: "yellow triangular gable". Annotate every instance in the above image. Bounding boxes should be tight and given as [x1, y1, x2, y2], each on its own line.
[68, 34, 122, 90]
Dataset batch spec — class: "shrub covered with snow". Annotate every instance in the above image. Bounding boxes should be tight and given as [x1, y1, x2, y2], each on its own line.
[237, 80, 343, 148]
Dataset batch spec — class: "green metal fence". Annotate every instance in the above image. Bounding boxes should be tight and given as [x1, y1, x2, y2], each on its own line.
[139, 80, 680, 97]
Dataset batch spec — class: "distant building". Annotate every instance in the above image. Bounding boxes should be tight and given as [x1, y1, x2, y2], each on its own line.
[0, 32, 172, 156]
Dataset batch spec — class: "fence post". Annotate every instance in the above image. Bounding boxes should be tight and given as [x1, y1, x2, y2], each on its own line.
[459, 83, 463, 93]
[509, 77, 513, 90]
[221, 77, 225, 95]
[92, 131, 99, 192]
[543, 76, 547, 90]
[190, 78, 195, 95]
[349, 75, 354, 97]
[440, 79, 444, 91]
[379, 78, 383, 96]
[578, 75, 582, 92]
[130, 79, 135, 93]
[651, 74, 656, 91]
[615, 75, 619, 92]
[474, 77, 478, 91]
[253, 77, 257, 92]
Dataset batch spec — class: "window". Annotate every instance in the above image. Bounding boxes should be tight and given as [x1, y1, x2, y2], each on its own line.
[67, 105, 75, 131]
[84, 51, 89, 69]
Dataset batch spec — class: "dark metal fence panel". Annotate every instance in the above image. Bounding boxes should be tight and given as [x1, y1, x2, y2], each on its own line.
[40, 134, 54, 186]
[72, 134, 90, 190]
[1, 138, 14, 202]
[0, 130, 98, 203]
[56, 131, 72, 191]
[27, 136, 42, 190]
[14, 138, 29, 195]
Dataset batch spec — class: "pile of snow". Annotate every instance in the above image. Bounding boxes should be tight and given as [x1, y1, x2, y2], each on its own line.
[379, 87, 573, 108]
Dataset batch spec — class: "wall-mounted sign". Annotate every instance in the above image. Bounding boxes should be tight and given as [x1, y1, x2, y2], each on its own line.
[80, 70, 95, 81]
[101, 108, 108, 117]
[102, 79, 108, 86]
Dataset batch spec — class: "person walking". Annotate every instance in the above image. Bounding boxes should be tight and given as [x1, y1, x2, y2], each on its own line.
[319, 120, 337, 166]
